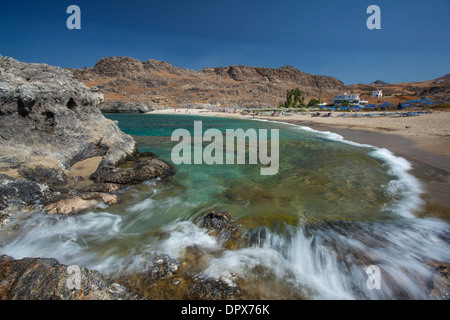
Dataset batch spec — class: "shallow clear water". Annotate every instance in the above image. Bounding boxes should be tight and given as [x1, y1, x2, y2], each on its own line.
[0, 114, 449, 299]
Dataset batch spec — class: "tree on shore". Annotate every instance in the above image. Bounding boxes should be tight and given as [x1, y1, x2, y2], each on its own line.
[307, 99, 321, 107]
[284, 88, 306, 108]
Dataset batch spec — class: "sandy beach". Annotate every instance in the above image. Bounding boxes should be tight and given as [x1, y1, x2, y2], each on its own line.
[151, 108, 450, 157]
[150, 108, 450, 218]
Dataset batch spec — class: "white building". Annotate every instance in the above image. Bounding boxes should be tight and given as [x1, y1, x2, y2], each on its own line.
[372, 90, 383, 98]
[332, 93, 363, 106]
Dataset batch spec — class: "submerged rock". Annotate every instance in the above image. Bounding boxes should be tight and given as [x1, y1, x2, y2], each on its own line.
[0, 255, 141, 300]
[194, 211, 243, 249]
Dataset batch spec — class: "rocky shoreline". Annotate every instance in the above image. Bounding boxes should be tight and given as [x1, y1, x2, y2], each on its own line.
[0, 56, 176, 223]
[0, 210, 246, 300]
[0, 56, 181, 299]
[0, 56, 251, 300]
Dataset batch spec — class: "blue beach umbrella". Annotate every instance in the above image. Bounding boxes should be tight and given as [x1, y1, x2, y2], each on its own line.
[328, 107, 336, 110]
[352, 105, 363, 109]
[366, 104, 377, 108]
[340, 106, 350, 110]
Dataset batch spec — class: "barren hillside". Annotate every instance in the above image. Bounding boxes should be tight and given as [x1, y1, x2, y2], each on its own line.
[69, 57, 345, 111]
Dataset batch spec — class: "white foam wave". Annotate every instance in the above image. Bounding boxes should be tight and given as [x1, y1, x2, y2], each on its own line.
[250, 118, 424, 218]
[160, 220, 220, 258]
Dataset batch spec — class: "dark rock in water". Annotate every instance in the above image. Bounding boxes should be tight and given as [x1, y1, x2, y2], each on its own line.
[114, 253, 182, 299]
[0, 57, 181, 300]
[115, 252, 243, 300]
[246, 226, 269, 247]
[90, 158, 175, 185]
[0, 255, 141, 300]
[195, 211, 243, 249]
[195, 210, 237, 230]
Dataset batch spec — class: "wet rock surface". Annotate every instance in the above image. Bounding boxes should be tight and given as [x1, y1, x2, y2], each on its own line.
[0, 255, 141, 300]
[195, 211, 243, 250]
[113, 251, 243, 300]
[44, 192, 119, 215]
[107, 212, 246, 300]
[426, 259, 450, 299]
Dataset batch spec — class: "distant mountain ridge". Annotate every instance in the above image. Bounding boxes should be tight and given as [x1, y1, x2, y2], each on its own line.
[69, 56, 345, 111]
[346, 74, 450, 104]
[68, 57, 449, 111]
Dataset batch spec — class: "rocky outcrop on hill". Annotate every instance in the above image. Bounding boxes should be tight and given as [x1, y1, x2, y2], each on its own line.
[69, 56, 345, 111]
[99, 100, 154, 113]
[370, 80, 389, 85]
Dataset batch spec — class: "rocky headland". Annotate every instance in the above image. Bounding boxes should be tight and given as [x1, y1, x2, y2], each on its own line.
[0, 56, 179, 299]
[0, 56, 176, 221]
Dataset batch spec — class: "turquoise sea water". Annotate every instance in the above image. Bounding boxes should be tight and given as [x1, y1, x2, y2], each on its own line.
[110, 114, 405, 223]
[1, 114, 449, 299]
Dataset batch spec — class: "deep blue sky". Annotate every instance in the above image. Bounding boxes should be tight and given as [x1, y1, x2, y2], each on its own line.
[1, 0, 449, 84]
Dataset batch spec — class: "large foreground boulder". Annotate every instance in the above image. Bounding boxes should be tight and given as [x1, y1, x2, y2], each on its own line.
[0, 56, 175, 216]
[0, 56, 137, 173]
